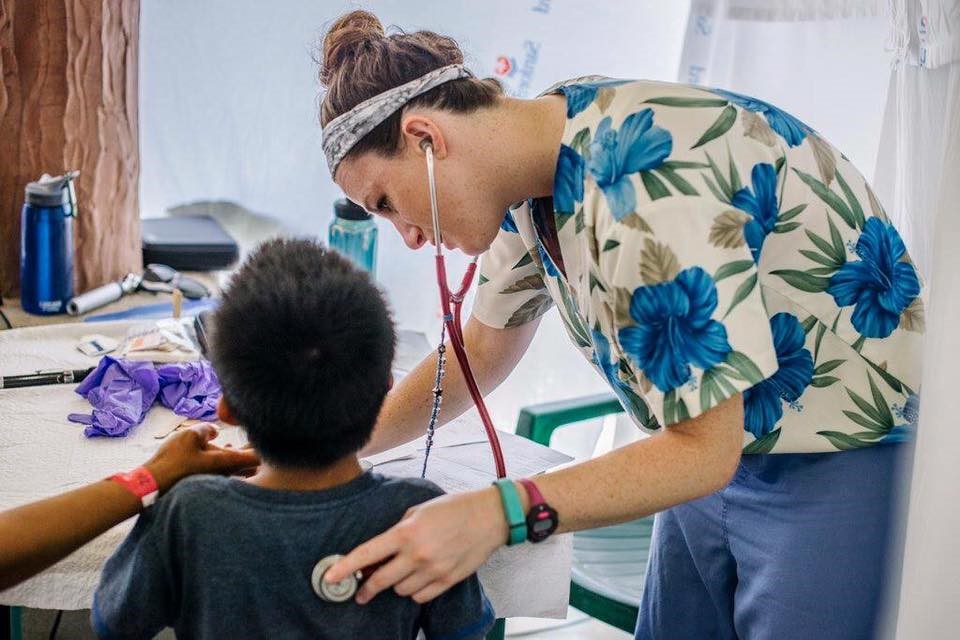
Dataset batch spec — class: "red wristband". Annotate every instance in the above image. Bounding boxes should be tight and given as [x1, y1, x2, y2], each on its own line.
[108, 466, 159, 509]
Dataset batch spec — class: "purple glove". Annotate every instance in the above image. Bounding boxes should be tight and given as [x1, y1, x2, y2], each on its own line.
[157, 361, 222, 420]
[68, 357, 160, 437]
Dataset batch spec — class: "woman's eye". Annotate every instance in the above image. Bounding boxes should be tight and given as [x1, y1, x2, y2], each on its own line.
[376, 196, 392, 213]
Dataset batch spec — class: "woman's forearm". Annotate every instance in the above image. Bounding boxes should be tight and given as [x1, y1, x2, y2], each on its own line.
[326, 394, 746, 604]
[526, 394, 745, 533]
[363, 315, 541, 455]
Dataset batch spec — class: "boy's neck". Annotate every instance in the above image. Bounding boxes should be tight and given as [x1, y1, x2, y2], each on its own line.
[246, 455, 364, 491]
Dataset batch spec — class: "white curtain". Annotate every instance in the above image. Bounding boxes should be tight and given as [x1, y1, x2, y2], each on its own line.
[678, 0, 890, 176]
[139, 1, 691, 429]
[873, 1, 960, 636]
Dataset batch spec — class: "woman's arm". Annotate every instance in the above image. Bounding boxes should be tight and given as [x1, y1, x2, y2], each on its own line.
[362, 314, 542, 455]
[0, 423, 259, 591]
[326, 394, 744, 603]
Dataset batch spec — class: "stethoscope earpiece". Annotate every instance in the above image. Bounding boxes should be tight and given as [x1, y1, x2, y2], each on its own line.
[419, 138, 433, 152]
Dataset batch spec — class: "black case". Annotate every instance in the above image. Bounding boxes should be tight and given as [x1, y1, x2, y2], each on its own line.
[141, 215, 239, 271]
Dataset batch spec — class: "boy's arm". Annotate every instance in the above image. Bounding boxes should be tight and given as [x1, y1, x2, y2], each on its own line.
[91, 500, 176, 639]
[419, 571, 495, 640]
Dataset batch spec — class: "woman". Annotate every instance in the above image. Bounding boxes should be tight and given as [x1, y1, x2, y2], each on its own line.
[319, 11, 922, 638]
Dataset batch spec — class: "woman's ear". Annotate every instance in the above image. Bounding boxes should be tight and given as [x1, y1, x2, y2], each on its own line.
[217, 396, 240, 425]
[400, 114, 446, 158]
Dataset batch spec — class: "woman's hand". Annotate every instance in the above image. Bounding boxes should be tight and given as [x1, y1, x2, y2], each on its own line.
[324, 486, 509, 604]
[144, 423, 260, 494]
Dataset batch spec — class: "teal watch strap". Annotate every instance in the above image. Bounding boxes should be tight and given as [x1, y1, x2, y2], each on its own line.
[493, 479, 527, 546]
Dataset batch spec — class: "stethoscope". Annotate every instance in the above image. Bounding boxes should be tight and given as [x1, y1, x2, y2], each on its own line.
[422, 139, 506, 479]
[311, 139, 508, 604]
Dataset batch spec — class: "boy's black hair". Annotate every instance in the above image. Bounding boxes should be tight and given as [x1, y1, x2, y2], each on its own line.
[210, 238, 395, 468]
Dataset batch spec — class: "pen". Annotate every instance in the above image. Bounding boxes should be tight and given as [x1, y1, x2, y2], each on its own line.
[0, 367, 95, 390]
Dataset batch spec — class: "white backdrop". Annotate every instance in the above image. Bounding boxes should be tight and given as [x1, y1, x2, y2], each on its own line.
[139, 1, 691, 427]
[678, 0, 890, 177]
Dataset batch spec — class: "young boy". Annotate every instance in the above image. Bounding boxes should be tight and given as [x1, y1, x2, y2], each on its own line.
[91, 239, 494, 639]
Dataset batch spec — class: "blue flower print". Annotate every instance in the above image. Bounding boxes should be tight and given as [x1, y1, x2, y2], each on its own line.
[588, 111, 672, 222]
[560, 79, 629, 118]
[827, 217, 921, 339]
[711, 88, 811, 147]
[536, 240, 560, 278]
[732, 163, 779, 263]
[554, 144, 585, 215]
[592, 329, 639, 403]
[501, 210, 519, 233]
[618, 267, 732, 392]
[743, 313, 814, 438]
[884, 393, 919, 443]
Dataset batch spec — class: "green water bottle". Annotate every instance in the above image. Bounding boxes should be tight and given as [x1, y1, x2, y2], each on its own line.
[328, 198, 378, 277]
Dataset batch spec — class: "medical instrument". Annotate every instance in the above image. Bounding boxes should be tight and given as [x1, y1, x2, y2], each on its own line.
[312, 555, 358, 602]
[311, 554, 387, 603]
[67, 273, 142, 316]
[0, 367, 95, 390]
[66, 264, 210, 316]
[421, 142, 506, 479]
[20, 171, 79, 315]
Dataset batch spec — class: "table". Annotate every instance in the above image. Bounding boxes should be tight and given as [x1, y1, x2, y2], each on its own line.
[0, 320, 573, 620]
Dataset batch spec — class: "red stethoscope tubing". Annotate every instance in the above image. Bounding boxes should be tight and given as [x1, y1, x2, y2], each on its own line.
[426, 141, 507, 479]
[435, 255, 506, 478]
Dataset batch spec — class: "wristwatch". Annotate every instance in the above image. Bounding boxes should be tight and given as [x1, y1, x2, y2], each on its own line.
[108, 466, 159, 509]
[517, 478, 558, 543]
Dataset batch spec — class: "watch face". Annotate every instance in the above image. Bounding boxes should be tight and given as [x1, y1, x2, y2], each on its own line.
[526, 504, 558, 542]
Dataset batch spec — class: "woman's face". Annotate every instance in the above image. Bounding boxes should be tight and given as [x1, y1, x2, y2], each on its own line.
[335, 122, 506, 257]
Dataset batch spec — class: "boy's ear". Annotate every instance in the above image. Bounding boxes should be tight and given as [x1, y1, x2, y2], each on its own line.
[387, 373, 394, 391]
[216, 396, 240, 425]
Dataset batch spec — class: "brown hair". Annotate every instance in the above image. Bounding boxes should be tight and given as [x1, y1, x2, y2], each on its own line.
[318, 10, 502, 160]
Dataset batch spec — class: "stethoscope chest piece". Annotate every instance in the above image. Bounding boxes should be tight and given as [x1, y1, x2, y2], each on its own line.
[311, 554, 358, 602]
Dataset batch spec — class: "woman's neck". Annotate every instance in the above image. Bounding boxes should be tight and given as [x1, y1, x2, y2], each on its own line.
[476, 94, 568, 206]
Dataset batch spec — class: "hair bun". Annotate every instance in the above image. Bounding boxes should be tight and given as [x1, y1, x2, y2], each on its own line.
[320, 10, 385, 86]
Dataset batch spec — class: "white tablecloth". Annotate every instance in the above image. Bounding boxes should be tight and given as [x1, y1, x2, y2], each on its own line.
[0, 321, 572, 618]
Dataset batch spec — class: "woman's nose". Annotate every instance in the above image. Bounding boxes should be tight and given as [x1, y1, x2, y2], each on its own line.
[394, 220, 426, 250]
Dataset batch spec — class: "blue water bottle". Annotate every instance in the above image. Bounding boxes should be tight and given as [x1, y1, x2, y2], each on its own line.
[329, 198, 378, 277]
[20, 171, 79, 315]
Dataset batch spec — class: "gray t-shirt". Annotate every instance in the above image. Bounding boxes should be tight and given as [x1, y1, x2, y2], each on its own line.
[92, 472, 493, 640]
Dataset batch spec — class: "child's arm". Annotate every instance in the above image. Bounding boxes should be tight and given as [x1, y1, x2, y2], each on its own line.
[0, 423, 258, 592]
[419, 573, 496, 640]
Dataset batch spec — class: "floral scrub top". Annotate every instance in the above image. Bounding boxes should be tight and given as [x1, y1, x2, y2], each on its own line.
[471, 78, 924, 454]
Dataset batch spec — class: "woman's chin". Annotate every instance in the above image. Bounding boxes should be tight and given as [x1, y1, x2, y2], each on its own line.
[458, 240, 490, 257]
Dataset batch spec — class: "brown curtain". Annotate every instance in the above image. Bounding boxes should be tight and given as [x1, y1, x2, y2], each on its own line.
[0, 0, 141, 298]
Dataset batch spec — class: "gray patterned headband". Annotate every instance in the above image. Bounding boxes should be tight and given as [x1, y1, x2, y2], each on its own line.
[321, 64, 473, 177]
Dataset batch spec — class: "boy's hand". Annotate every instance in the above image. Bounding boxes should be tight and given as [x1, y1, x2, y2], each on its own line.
[144, 423, 260, 494]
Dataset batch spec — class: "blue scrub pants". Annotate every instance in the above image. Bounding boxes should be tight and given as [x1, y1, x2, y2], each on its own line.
[636, 443, 909, 639]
